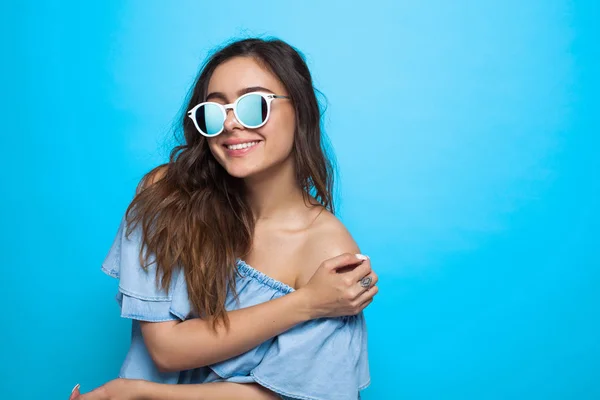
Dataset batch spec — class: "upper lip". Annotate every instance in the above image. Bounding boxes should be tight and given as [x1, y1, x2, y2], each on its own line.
[222, 138, 262, 146]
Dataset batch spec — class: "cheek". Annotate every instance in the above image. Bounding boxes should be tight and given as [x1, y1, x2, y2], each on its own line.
[207, 140, 225, 165]
[266, 111, 296, 154]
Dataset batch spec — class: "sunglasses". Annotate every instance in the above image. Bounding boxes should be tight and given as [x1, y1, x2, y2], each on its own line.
[187, 92, 290, 137]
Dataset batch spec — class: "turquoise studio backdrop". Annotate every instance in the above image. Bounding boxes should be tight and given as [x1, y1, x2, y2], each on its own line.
[1, 1, 598, 399]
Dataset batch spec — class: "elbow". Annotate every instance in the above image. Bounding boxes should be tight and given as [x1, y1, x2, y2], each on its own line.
[157, 365, 177, 373]
[142, 321, 208, 372]
[148, 349, 178, 373]
[155, 359, 176, 374]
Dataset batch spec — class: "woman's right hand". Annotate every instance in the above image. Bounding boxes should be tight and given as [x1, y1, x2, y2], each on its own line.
[301, 253, 379, 319]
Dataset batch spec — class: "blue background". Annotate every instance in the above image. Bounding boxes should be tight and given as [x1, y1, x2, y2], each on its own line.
[1, 1, 598, 399]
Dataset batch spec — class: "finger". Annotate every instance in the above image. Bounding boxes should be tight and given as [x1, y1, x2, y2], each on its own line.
[353, 284, 379, 308]
[69, 384, 80, 400]
[368, 271, 379, 287]
[357, 297, 374, 312]
[324, 253, 367, 271]
[349, 271, 377, 299]
[360, 271, 378, 289]
[78, 386, 106, 400]
[348, 258, 372, 282]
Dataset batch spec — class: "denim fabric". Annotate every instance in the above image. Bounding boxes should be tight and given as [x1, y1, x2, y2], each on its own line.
[101, 214, 370, 400]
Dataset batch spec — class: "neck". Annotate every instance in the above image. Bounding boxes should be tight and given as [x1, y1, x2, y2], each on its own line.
[244, 157, 305, 221]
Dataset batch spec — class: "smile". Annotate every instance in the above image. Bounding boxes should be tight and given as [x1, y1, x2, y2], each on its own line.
[225, 141, 260, 151]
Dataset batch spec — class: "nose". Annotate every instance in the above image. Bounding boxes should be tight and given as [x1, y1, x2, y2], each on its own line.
[223, 108, 243, 132]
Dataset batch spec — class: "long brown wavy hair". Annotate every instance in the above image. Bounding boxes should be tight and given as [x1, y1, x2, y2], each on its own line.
[125, 38, 335, 329]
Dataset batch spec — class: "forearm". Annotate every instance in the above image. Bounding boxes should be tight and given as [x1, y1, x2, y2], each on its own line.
[145, 289, 313, 371]
[139, 381, 280, 400]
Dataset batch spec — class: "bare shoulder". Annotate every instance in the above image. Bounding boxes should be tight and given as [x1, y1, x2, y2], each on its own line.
[294, 209, 361, 287]
[307, 209, 361, 258]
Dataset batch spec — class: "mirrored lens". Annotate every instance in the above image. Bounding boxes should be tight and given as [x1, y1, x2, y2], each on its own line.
[194, 103, 224, 136]
[236, 93, 268, 128]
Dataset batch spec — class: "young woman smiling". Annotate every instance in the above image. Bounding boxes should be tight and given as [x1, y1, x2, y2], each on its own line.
[71, 37, 378, 400]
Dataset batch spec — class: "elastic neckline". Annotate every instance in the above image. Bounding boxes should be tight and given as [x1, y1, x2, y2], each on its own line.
[236, 259, 295, 294]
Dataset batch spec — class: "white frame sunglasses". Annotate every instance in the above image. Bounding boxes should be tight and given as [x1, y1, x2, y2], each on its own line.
[187, 92, 290, 137]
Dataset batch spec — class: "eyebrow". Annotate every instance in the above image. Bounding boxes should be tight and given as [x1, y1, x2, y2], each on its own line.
[205, 86, 276, 102]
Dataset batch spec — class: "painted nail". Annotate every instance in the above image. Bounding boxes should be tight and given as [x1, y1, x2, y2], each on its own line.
[71, 384, 80, 394]
[356, 254, 368, 260]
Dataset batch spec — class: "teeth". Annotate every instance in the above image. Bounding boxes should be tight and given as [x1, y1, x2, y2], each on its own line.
[226, 141, 259, 150]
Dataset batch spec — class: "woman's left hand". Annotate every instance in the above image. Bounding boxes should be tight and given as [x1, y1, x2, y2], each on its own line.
[69, 379, 148, 400]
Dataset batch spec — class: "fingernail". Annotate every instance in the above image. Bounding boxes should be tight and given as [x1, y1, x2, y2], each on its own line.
[71, 384, 80, 394]
[356, 254, 368, 260]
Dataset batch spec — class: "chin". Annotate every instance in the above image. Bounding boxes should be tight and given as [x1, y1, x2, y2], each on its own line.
[225, 167, 255, 179]
[222, 163, 264, 179]
[224, 159, 287, 180]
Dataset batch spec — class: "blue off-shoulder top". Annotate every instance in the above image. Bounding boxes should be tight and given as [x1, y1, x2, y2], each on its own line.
[101, 214, 370, 400]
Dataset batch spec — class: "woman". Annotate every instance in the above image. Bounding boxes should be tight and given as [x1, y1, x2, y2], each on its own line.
[72, 37, 378, 400]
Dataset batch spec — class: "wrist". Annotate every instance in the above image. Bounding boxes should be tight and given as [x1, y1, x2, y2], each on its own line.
[290, 288, 318, 321]
[134, 380, 156, 400]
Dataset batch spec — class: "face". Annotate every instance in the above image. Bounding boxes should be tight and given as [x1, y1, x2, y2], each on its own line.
[204, 57, 296, 179]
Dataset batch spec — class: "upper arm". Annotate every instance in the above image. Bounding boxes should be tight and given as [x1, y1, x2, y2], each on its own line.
[140, 320, 178, 344]
[139, 320, 180, 371]
[295, 211, 361, 287]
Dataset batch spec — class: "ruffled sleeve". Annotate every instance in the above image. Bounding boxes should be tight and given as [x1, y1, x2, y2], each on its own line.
[101, 214, 192, 322]
[253, 314, 370, 400]
[209, 312, 370, 400]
